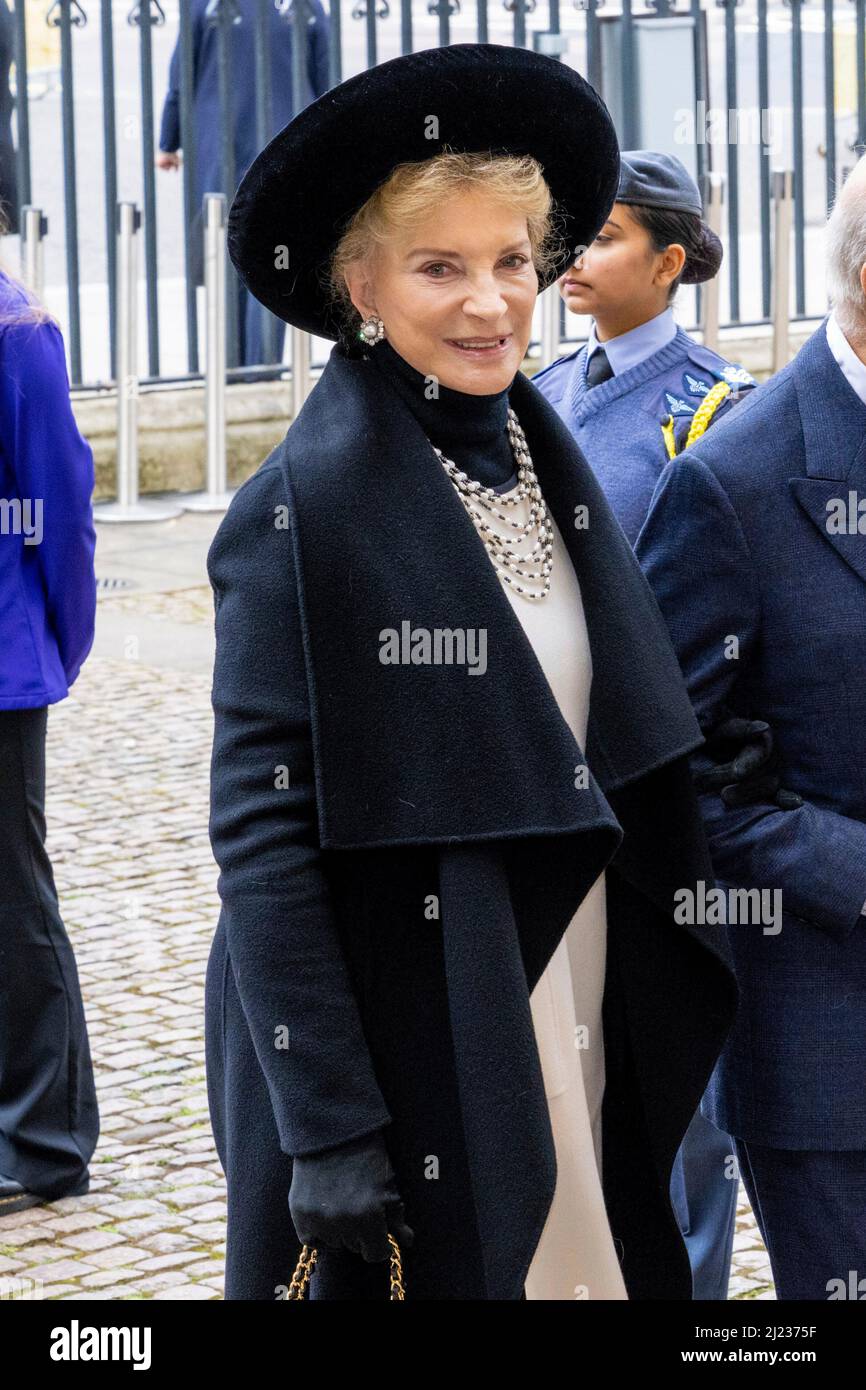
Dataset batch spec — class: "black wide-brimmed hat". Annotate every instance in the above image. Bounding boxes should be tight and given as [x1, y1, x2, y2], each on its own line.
[227, 43, 620, 340]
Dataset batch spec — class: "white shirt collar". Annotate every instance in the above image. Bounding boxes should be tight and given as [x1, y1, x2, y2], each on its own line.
[586, 306, 678, 378]
[825, 309, 866, 408]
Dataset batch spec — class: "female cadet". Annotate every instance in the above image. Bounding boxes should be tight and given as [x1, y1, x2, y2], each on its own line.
[206, 47, 737, 1301]
[533, 151, 757, 545]
[533, 152, 756, 1300]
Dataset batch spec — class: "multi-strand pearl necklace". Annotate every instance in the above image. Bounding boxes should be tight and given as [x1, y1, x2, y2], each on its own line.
[432, 407, 554, 601]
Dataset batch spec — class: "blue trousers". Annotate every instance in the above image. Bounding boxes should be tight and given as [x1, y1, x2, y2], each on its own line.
[734, 1136, 866, 1300]
[670, 1103, 738, 1299]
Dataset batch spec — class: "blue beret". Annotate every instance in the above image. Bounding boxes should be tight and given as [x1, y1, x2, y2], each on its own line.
[617, 150, 703, 218]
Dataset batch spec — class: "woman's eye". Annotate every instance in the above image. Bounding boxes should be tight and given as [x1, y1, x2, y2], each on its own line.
[421, 256, 529, 275]
[594, 234, 611, 244]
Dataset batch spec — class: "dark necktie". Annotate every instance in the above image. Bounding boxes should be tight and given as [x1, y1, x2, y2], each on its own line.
[585, 345, 614, 389]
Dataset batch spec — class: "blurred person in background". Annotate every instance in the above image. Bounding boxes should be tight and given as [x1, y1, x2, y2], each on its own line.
[0, 263, 98, 1216]
[157, 0, 331, 367]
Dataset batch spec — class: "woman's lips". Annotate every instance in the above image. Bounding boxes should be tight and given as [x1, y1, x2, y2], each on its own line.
[445, 335, 512, 359]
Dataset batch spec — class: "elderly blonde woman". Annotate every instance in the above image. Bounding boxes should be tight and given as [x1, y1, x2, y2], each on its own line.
[205, 43, 737, 1301]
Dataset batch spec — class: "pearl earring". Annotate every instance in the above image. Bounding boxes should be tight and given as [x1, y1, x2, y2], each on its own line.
[358, 314, 385, 345]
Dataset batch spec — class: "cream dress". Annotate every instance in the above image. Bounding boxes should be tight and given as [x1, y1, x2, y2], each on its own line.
[483, 477, 628, 1301]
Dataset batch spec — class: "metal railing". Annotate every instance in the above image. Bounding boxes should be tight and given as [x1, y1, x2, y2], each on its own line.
[93, 199, 183, 520]
[6, 0, 863, 392]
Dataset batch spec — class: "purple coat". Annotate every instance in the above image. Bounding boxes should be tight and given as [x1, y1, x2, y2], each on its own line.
[0, 273, 96, 708]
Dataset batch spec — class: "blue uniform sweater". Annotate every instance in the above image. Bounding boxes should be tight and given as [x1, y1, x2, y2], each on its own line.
[531, 325, 757, 545]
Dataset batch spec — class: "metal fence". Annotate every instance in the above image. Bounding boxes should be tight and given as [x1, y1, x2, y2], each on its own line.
[6, 0, 866, 390]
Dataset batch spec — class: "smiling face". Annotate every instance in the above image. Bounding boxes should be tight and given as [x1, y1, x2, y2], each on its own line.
[343, 187, 539, 394]
[559, 202, 685, 338]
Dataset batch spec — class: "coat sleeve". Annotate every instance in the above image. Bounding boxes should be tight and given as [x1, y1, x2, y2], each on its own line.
[0, 317, 96, 687]
[159, 5, 203, 154]
[207, 460, 393, 1157]
[158, 33, 182, 153]
[636, 451, 866, 943]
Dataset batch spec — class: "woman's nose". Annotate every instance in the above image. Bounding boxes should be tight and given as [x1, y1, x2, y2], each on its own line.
[462, 278, 509, 318]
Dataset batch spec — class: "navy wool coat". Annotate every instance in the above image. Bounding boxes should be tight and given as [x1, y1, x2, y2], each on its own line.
[205, 339, 738, 1300]
[637, 317, 866, 1151]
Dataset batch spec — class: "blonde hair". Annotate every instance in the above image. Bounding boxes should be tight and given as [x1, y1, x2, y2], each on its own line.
[326, 148, 566, 339]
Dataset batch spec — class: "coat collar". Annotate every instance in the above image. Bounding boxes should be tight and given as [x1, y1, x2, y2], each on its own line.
[279, 342, 703, 851]
[790, 317, 866, 587]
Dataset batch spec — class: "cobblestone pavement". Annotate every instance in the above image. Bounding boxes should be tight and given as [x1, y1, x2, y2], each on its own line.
[0, 540, 775, 1300]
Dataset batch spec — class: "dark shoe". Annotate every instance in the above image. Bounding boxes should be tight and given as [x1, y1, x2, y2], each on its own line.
[0, 1173, 42, 1216]
[0, 1170, 89, 1216]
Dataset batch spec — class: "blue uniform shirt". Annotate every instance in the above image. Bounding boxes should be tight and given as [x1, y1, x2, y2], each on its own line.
[532, 312, 757, 545]
[585, 305, 679, 376]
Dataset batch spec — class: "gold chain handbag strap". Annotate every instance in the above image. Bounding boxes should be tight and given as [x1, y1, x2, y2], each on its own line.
[286, 1233, 406, 1300]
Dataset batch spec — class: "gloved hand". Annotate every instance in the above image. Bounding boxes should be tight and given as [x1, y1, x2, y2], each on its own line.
[694, 714, 803, 811]
[289, 1128, 414, 1262]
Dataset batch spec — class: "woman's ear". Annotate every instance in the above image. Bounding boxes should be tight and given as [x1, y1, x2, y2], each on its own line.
[344, 260, 377, 321]
[657, 242, 686, 288]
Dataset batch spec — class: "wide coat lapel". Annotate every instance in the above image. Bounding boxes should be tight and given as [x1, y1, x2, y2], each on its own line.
[791, 318, 866, 587]
[278, 341, 705, 855]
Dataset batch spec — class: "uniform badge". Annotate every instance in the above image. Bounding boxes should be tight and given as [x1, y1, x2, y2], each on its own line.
[664, 391, 695, 417]
[706, 363, 756, 388]
[683, 371, 711, 397]
[721, 363, 757, 387]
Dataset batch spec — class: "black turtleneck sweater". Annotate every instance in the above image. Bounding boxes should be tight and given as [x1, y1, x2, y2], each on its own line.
[364, 337, 518, 494]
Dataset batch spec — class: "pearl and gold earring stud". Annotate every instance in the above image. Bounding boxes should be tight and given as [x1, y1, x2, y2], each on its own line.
[358, 314, 385, 345]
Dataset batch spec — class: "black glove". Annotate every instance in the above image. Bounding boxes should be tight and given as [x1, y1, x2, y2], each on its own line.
[694, 714, 803, 811]
[289, 1128, 414, 1263]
